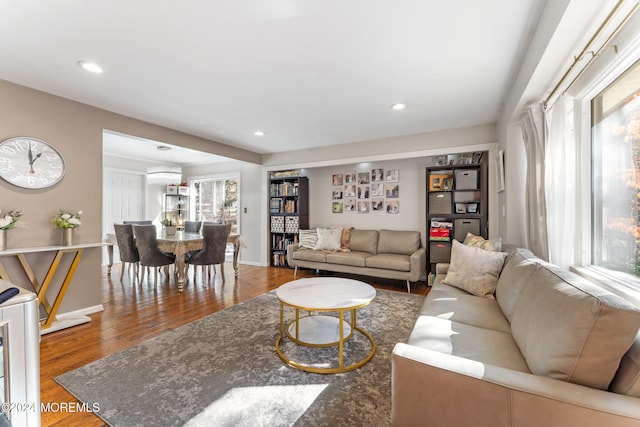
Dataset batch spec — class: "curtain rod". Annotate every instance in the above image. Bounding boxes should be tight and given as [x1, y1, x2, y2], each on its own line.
[543, 0, 639, 110]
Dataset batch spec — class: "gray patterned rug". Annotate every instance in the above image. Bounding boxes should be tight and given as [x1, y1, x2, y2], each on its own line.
[55, 289, 424, 426]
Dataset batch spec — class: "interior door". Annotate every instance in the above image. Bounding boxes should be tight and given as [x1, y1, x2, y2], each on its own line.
[103, 169, 146, 264]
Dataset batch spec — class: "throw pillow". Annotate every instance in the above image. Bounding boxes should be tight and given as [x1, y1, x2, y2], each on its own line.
[463, 232, 502, 252]
[298, 229, 317, 249]
[442, 240, 507, 298]
[341, 227, 353, 252]
[315, 227, 342, 251]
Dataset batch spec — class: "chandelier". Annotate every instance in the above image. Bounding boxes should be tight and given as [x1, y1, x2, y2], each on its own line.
[146, 164, 182, 186]
[146, 145, 182, 186]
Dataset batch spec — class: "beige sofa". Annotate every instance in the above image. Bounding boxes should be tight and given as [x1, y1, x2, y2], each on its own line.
[392, 245, 640, 427]
[286, 228, 426, 292]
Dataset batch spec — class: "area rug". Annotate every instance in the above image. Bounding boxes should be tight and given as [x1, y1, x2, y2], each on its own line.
[55, 289, 425, 427]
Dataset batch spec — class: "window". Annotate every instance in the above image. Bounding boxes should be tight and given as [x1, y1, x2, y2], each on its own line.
[591, 59, 640, 279]
[191, 175, 239, 234]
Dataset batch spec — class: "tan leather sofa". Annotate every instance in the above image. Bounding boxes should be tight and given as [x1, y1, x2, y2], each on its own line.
[392, 247, 640, 426]
[286, 229, 426, 292]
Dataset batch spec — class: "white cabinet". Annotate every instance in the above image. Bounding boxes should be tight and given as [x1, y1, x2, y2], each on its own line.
[0, 280, 40, 427]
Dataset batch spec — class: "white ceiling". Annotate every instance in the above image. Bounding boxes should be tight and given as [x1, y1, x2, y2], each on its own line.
[0, 1, 543, 163]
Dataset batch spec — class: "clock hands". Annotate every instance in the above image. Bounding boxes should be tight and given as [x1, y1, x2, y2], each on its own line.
[28, 144, 42, 174]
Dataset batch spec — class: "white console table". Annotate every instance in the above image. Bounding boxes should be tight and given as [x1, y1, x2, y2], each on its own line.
[0, 281, 40, 427]
[0, 242, 107, 334]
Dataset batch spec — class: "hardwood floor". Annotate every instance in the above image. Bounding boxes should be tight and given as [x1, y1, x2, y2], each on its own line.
[39, 263, 431, 426]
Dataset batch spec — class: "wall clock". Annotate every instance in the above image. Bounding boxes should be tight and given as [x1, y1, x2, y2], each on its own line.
[0, 137, 66, 189]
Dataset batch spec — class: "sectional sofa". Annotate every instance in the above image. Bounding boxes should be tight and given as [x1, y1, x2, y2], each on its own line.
[286, 228, 426, 292]
[392, 242, 640, 426]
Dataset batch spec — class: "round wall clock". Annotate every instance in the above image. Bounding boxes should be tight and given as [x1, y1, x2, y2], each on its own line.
[0, 137, 66, 189]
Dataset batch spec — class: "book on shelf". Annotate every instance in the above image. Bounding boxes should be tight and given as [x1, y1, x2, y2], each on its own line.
[429, 220, 453, 241]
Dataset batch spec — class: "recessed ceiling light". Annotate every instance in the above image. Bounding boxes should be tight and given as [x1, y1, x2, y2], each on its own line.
[391, 103, 406, 111]
[157, 145, 172, 151]
[254, 130, 265, 137]
[78, 61, 103, 74]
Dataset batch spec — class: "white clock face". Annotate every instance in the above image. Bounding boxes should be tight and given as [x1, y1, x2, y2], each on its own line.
[0, 137, 66, 189]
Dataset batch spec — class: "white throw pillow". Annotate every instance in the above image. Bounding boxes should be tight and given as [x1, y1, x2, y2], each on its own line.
[442, 240, 507, 298]
[298, 229, 318, 249]
[314, 227, 342, 251]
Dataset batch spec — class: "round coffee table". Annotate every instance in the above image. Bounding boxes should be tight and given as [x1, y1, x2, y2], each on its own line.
[275, 277, 376, 374]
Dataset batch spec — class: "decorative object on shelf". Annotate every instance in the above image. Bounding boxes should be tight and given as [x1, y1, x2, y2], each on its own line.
[0, 209, 23, 251]
[52, 210, 82, 246]
[0, 137, 66, 189]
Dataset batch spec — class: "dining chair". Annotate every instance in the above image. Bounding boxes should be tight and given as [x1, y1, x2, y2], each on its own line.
[133, 224, 176, 284]
[183, 220, 202, 233]
[113, 223, 139, 281]
[186, 223, 232, 284]
[123, 220, 153, 225]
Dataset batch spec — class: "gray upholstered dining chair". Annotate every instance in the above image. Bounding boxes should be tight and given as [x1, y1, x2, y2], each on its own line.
[133, 224, 176, 284]
[123, 220, 153, 225]
[183, 220, 202, 233]
[186, 223, 232, 284]
[113, 223, 139, 281]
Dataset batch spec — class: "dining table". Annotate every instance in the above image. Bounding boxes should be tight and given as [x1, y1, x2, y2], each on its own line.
[156, 231, 241, 292]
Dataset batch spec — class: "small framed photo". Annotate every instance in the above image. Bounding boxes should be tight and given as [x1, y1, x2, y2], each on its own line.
[332, 202, 343, 213]
[372, 198, 384, 211]
[332, 173, 344, 186]
[455, 203, 467, 214]
[357, 185, 369, 199]
[443, 177, 453, 191]
[386, 200, 399, 214]
[344, 198, 356, 212]
[467, 202, 478, 213]
[371, 182, 384, 196]
[345, 172, 356, 184]
[357, 172, 370, 184]
[385, 184, 399, 198]
[472, 152, 483, 164]
[357, 200, 370, 213]
[371, 168, 384, 182]
[386, 169, 399, 183]
[332, 190, 343, 200]
[344, 184, 356, 197]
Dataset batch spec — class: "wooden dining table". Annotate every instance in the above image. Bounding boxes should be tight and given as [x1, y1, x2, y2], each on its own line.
[156, 231, 240, 292]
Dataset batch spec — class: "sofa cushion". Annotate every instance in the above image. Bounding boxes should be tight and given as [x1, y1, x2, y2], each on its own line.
[442, 240, 507, 299]
[407, 315, 530, 373]
[314, 227, 342, 251]
[326, 251, 369, 267]
[463, 232, 502, 251]
[495, 248, 541, 322]
[349, 229, 379, 254]
[377, 229, 421, 255]
[341, 227, 353, 251]
[424, 283, 511, 333]
[609, 332, 640, 397]
[365, 253, 410, 272]
[298, 228, 317, 249]
[292, 249, 327, 263]
[511, 265, 640, 390]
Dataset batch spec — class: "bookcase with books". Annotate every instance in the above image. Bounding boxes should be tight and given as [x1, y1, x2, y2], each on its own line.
[269, 173, 309, 267]
[425, 152, 488, 272]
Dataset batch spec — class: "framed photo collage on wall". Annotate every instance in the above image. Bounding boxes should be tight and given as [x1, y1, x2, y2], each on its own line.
[331, 168, 399, 214]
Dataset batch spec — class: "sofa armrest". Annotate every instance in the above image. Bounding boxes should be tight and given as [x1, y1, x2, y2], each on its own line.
[286, 243, 300, 266]
[392, 343, 640, 427]
[408, 247, 426, 282]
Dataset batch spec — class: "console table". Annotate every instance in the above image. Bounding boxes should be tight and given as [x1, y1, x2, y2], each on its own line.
[0, 242, 107, 334]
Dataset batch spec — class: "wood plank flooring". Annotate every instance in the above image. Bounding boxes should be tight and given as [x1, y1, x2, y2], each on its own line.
[39, 263, 431, 426]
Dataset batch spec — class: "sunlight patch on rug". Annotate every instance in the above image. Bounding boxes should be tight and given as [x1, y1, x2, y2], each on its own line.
[184, 384, 328, 427]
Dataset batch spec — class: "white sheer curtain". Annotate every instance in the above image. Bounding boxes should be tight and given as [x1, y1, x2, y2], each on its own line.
[544, 95, 576, 268]
[521, 103, 549, 260]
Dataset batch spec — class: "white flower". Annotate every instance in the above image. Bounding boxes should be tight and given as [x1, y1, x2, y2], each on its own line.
[0, 216, 11, 228]
[61, 213, 72, 220]
[68, 218, 82, 226]
[77, 211, 83, 215]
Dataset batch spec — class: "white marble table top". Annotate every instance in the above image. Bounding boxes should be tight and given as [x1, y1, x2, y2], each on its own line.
[276, 277, 376, 310]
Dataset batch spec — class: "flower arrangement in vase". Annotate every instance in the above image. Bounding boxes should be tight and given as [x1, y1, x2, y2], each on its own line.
[52, 210, 82, 246]
[0, 209, 23, 251]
